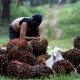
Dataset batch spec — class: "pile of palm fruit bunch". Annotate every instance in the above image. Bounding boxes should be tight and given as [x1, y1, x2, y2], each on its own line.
[7, 60, 33, 78]
[30, 38, 48, 57]
[61, 36, 80, 68]
[52, 60, 74, 74]
[0, 36, 78, 78]
[7, 60, 55, 78]
[6, 38, 38, 66]
[0, 38, 56, 78]
[61, 48, 80, 67]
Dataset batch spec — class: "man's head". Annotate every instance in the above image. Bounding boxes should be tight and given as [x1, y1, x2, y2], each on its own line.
[31, 13, 42, 27]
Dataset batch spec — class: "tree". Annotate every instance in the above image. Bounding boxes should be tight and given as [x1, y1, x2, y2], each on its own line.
[49, 0, 56, 7]
[71, 0, 78, 3]
[30, 0, 41, 7]
[2, 0, 11, 24]
[16, 0, 23, 7]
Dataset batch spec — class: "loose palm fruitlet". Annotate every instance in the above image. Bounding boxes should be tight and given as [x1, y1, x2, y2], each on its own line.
[7, 60, 34, 78]
[0, 54, 8, 74]
[74, 36, 80, 49]
[32, 65, 54, 77]
[7, 38, 33, 53]
[61, 48, 80, 67]
[76, 64, 80, 74]
[31, 38, 48, 57]
[52, 60, 74, 74]
[37, 54, 51, 65]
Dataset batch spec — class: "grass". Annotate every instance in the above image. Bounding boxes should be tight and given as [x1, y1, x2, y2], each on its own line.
[0, 26, 9, 47]
[47, 38, 74, 54]
[0, 72, 80, 80]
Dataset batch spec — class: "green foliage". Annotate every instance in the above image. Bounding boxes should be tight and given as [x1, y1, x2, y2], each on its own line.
[58, 24, 80, 39]
[30, 5, 50, 15]
[58, 2, 80, 24]
[0, 26, 9, 46]
[47, 27, 55, 40]
[10, 4, 49, 20]
[11, 5, 32, 19]
[56, 2, 80, 39]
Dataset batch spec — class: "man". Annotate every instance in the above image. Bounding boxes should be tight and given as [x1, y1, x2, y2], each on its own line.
[9, 13, 42, 41]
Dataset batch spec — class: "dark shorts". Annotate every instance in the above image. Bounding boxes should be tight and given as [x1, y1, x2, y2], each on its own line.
[9, 24, 20, 40]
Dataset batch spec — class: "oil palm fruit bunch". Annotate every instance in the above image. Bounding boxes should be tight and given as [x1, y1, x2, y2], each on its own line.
[74, 36, 80, 49]
[7, 60, 54, 78]
[52, 60, 74, 74]
[30, 38, 48, 57]
[0, 54, 8, 74]
[18, 51, 38, 66]
[31, 65, 54, 77]
[61, 48, 80, 67]
[8, 50, 38, 66]
[7, 38, 33, 53]
[7, 60, 34, 78]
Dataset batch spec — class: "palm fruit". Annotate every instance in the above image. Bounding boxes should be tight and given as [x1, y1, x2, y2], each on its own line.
[74, 36, 80, 49]
[37, 54, 51, 65]
[8, 50, 38, 66]
[52, 60, 74, 74]
[7, 38, 33, 53]
[61, 48, 80, 67]
[0, 54, 8, 74]
[7, 60, 34, 78]
[18, 51, 38, 66]
[0, 48, 7, 54]
[7, 60, 54, 78]
[30, 38, 48, 57]
[32, 65, 54, 77]
[76, 64, 80, 74]
[6, 38, 37, 65]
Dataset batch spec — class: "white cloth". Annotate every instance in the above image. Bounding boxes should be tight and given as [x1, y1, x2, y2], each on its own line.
[45, 47, 64, 69]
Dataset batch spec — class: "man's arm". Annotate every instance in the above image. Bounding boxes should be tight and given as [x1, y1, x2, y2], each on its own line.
[36, 27, 40, 36]
[20, 22, 41, 41]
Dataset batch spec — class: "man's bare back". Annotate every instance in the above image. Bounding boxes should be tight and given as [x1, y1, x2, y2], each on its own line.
[12, 17, 27, 33]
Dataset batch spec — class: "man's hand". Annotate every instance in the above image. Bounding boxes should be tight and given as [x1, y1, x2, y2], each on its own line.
[36, 36, 42, 42]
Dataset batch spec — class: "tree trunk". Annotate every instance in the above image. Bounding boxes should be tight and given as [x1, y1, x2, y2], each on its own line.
[49, 0, 56, 7]
[66, 0, 71, 4]
[71, 0, 78, 3]
[30, 0, 40, 7]
[2, 0, 11, 24]
[30, 0, 34, 6]
[16, 0, 23, 7]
